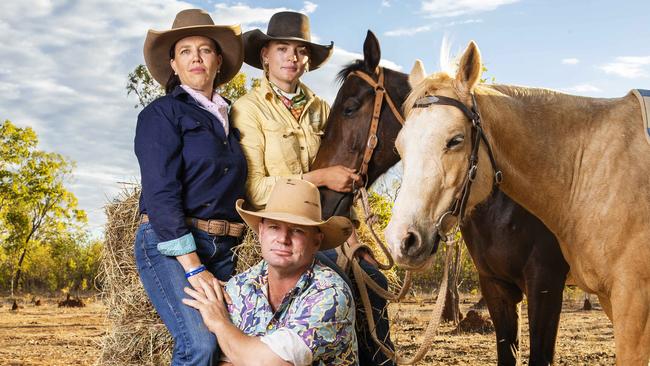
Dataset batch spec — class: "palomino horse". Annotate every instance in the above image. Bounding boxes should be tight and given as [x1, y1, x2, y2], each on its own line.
[313, 31, 569, 365]
[385, 41, 650, 365]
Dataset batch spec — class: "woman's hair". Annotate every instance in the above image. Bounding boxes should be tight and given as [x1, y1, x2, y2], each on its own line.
[165, 38, 223, 94]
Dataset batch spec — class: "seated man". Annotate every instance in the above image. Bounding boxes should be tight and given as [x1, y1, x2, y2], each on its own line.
[183, 178, 358, 365]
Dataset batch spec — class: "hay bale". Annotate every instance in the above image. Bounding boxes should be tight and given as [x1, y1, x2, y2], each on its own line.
[98, 185, 262, 365]
[98, 186, 173, 365]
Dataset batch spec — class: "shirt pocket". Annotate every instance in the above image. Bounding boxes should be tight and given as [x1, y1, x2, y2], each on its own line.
[179, 116, 219, 159]
[262, 124, 302, 173]
[306, 125, 324, 162]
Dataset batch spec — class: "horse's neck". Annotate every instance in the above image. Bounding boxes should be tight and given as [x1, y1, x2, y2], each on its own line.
[476, 85, 639, 237]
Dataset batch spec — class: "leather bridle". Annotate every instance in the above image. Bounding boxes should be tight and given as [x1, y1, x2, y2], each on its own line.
[412, 93, 503, 239]
[346, 67, 405, 188]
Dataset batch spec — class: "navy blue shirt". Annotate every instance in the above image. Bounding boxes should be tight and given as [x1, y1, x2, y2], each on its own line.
[135, 86, 247, 244]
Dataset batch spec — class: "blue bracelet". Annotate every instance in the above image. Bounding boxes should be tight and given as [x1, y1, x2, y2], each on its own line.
[185, 265, 206, 278]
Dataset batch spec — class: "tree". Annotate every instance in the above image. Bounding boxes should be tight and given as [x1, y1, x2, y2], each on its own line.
[127, 64, 260, 108]
[0, 120, 86, 296]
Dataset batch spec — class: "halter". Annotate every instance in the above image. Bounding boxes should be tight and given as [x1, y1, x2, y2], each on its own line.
[347, 67, 405, 186]
[412, 93, 503, 238]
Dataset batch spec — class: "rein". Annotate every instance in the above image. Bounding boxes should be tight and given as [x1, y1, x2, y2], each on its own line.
[412, 94, 503, 239]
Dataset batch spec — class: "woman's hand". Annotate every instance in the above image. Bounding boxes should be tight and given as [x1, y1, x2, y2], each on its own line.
[182, 278, 232, 334]
[176, 252, 216, 295]
[186, 269, 216, 295]
[304, 165, 362, 192]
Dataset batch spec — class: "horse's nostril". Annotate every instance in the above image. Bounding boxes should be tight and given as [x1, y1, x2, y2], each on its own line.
[401, 229, 422, 256]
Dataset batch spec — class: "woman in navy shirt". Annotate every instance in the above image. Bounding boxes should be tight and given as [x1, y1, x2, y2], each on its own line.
[134, 9, 246, 365]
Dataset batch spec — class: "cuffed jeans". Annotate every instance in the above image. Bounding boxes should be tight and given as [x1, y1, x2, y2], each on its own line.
[319, 249, 396, 366]
[134, 222, 239, 366]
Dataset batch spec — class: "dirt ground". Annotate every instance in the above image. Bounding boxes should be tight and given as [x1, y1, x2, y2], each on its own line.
[0, 292, 614, 365]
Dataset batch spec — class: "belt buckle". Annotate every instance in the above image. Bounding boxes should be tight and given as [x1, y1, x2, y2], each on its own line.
[206, 219, 228, 236]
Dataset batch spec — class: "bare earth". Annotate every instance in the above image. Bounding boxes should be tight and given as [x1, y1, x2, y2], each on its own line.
[0, 293, 614, 365]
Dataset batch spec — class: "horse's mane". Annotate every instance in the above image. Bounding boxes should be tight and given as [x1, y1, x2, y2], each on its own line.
[403, 72, 455, 116]
[336, 60, 372, 85]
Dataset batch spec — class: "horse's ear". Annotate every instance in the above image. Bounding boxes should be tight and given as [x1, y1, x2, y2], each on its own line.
[409, 59, 427, 87]
[363, 30, 381, 71]
[456, 41, 482, 92]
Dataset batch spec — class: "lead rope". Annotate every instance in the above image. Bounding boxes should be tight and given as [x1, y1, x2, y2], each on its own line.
[352, 230, 456, 364]
[353, 186, 456, 364]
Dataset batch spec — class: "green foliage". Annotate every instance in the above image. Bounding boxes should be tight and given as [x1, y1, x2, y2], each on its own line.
[0, 120, 89, 295]
[126, 64, 260, 108]
[126, 65, 163, 108]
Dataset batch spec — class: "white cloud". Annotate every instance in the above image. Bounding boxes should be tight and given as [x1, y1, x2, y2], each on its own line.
[563, 84, 602, 94]
[444, 19, 483, 27]
[421, 0, 519, 18]
[599, 56, 650, 78]
[213, 1, 317, 30]
[562, 58, 580, 65]
[381, 0, 391, 7]
[301, 1, 318, 14]
[384, 25, 431, 37]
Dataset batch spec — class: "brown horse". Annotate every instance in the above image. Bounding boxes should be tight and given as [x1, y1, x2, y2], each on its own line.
[385, 40, 650, 365]
[313, 31, 569, 365]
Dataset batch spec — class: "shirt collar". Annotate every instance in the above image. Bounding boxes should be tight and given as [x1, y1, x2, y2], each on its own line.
[269, 82, 302, 100]
[254, 259, 316, 297]
[260, 77, 315, 104]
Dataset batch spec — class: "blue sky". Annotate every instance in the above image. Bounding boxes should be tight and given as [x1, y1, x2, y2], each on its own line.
[1, 0, 649, 235]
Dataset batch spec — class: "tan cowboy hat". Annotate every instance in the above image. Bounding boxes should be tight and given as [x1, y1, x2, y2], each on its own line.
[243, 11, 333, 70]
[236, 179, 352, 251]
[143, 9, 243, 87]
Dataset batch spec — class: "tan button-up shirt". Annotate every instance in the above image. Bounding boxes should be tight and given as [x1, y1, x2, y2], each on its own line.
[231, 78, 330, 208]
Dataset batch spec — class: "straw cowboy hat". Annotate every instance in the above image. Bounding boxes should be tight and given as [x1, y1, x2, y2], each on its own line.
[236, 179, 352, 251]
[243, 11, 333, 70]
[143, 9, 243, 87]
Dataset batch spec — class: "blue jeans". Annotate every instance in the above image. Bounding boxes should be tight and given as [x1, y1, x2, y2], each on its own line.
[134, 222, 239, 366]
[319, 249, 395, 366]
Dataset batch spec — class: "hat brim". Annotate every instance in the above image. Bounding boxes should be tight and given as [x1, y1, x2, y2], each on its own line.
[242, 29, 333, 71]
[144, 25, 243, 87]
[236, 199, 351, 251]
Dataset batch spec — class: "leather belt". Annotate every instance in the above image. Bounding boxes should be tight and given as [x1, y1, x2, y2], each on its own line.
[141, 214, 246, 238]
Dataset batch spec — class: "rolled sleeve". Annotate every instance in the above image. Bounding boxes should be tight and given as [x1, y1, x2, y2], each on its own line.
[135, 104, 191, 247]
[261, 328, 313, 366]
[157, 232, 196, 256]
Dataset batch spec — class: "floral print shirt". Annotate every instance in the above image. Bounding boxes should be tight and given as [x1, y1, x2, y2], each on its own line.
[225, 259, 358, 365]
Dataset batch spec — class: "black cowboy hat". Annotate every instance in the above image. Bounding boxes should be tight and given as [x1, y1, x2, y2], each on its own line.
[243, 11, 333, 70]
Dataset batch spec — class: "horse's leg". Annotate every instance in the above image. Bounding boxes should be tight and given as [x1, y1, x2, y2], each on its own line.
[479, 275, 523, 366]
[610, 281, 650, 365]
[525, 274, 565, 366]
[596, 293, 613, 321]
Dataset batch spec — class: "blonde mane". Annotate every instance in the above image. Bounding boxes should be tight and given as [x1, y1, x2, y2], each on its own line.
[403, 72, 455, 117]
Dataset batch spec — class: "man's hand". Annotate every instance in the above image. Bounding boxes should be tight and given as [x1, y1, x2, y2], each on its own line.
[182, 278, 232, 334]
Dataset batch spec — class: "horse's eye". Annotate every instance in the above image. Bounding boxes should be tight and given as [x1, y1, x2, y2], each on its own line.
[446, 134, 464, 149]
[343, 101, 360, 117]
